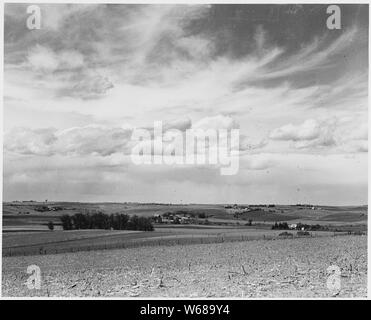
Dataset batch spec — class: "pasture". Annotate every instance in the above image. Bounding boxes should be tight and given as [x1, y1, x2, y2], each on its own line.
[2, 226, 345, 257]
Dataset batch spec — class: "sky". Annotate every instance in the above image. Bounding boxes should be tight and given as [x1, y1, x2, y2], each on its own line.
[3, 4, 368, 205]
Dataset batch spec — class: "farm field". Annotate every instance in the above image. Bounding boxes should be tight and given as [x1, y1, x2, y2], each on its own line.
[2, 235, 367, 297]
[3, 226, 348, 257]
[3, 202, 367, 233]
[3, 201, 367, 257]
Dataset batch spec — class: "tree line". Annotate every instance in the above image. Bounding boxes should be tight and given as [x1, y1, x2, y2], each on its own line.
[60, 212, 154, 231]
[272, 222, 329, 231]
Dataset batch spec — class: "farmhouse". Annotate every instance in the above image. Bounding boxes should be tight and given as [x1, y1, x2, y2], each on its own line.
[180, 216, 190, 224]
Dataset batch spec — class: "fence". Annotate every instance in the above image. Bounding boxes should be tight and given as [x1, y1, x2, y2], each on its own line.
[2, 231, 358, 257]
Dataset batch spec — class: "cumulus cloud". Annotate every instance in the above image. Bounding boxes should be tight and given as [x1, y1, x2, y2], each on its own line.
[27, 45, 84, 72]
[269, 118, 337, 149]
[4, 115, 241, 160]
[270, 119, 323, 141]
[4, 125, 133, 156]
[67, 72, 114, 99]
[26, 45, 114, 99]
[55, 126, 132, 156]
[240, 135, 268, 151]
[27, 45, 59, 73]
[4, 127, 57, 156]
[339, 122, 368, 153]
[293, 134, 336, 149]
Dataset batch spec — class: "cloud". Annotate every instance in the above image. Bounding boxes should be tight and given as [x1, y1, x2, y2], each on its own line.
[269, 118, 337, 149]
[262, 27, 358, 79]
[4, 127, 57, 156]
[347, 122, 368, 140]
[343, 140, 368, 153]
[293, 134, 336, 149]
[66, 71, 114, 99]
[3, 4, 368, 204]
[41, 4, 100, 31]
[4, 125, 133, 156]
[4, 114, 241, 161]
[193, 115, 239, 130]
[339, 121, 368, 153]
[240, 153, 276, 170]
[240, 136, 268, 151]
[27, 45, 85, 72]
[55, 126, 132, 156]
[163, 118, 192, 131]
[26, 45, 113, 99]
[270, 119, 325, 141]
[27, 45, 59, 72]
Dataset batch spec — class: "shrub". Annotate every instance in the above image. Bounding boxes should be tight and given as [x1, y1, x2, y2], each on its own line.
[279, 231, 293, 237]
[297, 231, 310, 236]
[47, 221, 54, 231]
[34, 206, 50, 212]
[353, 231, 365, 236]
[272, 222, 289, 230]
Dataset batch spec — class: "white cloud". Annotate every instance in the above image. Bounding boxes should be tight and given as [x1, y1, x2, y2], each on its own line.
[41, 4, 100, 31]
[4, 127, 57, 156]
[269, 118, 337, 149]
[270, 119, 324, 141]
[3, 4, 368, 204]
[240, 136, 268, 151]
[27, 45, 85, 72]
[4, 125, 133, 156]
[193, 115, 239, 130]
[163, 118, 192, 131]
[263, 27, 358, 79]
[59, 50, 85, 69]
[27, 45, 59, 72]
[68, 72, 114, 99]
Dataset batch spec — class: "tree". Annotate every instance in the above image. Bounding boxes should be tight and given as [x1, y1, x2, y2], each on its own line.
[71, 213, 89, 229]
[61, 212, 153, 231]
[198, 212, 206, 219]
[60, 215, 73, 230]
[47, 221, 54, 231]
[137, 216, 154, 231]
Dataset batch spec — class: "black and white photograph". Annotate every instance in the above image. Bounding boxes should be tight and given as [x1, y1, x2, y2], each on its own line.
[1, 2, 368, 299]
